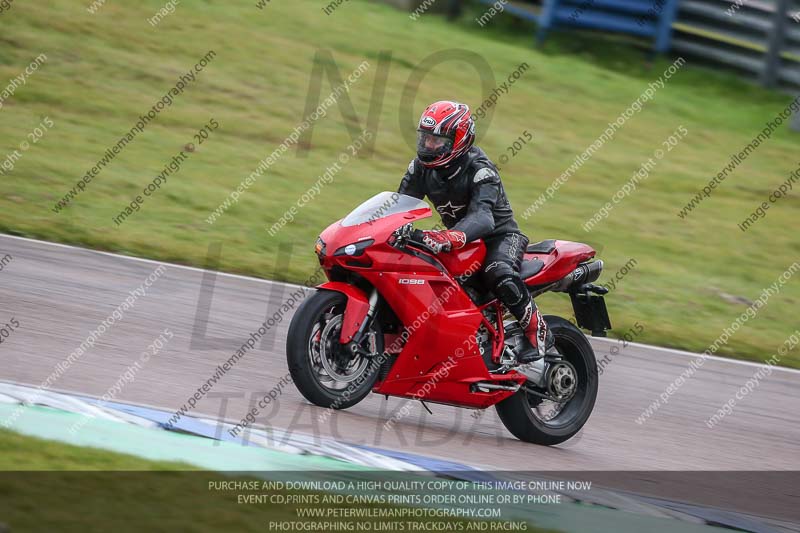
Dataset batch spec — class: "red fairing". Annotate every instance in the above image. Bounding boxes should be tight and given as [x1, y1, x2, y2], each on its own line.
[522, 240, 596, 285]
[436, 241, 486, 278]
[317, 282, 370, 344]
[312, 192, 598, 409]
[319, 207, 432, 261]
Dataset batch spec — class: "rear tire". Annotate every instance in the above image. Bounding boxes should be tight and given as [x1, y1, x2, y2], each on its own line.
[495, 315, 598, 445]
[286, 290, 382, 409]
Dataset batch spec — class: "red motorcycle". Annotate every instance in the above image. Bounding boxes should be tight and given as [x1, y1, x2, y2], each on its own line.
[287, 192, 611, 445]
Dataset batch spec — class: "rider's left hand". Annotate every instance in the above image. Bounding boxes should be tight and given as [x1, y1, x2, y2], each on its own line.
[421, 230, 467, 254]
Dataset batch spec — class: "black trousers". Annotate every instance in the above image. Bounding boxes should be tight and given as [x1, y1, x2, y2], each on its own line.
[480, 232, 535, 327]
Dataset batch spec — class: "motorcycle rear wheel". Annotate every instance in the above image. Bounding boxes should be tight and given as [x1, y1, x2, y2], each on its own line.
[495, 315, 598, 445]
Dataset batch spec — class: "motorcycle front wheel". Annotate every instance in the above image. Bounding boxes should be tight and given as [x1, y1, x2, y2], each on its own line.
[286, 290, 382, 409]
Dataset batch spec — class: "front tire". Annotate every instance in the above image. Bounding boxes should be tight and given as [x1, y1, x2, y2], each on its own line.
[286, 290, 382, 409]
[495, 315, 598, 445]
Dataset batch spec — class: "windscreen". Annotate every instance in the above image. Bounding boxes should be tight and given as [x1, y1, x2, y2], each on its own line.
[341, 192, 428, 227]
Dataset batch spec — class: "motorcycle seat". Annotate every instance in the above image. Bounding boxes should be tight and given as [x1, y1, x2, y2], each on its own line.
[526, 239, 556, 254]
[520, 258, 545, 279]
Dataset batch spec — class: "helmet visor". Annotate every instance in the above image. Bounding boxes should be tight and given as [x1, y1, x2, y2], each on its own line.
[416, 130, 453, 163]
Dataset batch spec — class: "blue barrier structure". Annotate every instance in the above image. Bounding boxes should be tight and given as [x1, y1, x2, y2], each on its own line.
[539, 0, 680, 52]
[475, 0, 680, 53]
[471, 0, 800, 89]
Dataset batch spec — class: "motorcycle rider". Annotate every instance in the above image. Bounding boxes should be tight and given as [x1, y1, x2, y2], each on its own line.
[398, 100, 553, 362]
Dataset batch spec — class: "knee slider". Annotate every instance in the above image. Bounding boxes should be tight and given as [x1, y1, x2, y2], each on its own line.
[495, 275, 527, 308]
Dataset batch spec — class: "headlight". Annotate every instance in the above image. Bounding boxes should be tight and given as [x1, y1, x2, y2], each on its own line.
[334, 239, 374, 257]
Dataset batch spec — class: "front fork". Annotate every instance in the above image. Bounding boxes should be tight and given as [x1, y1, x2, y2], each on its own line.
[346, 288, 379, 357]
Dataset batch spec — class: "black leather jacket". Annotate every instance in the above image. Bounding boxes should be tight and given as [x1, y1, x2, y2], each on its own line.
[397, 146, 521, 242]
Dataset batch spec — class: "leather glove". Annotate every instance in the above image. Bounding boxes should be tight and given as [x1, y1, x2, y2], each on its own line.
[421, 230, 467, 254]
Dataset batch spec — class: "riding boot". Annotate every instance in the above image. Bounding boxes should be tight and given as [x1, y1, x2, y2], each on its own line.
[521, 304, 554, 362]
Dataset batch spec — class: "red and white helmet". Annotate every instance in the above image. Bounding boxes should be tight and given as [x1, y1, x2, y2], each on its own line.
[416, 101, 475, 168]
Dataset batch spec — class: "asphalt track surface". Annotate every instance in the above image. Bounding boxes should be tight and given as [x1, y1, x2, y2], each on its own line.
[1, 234, 798, 522]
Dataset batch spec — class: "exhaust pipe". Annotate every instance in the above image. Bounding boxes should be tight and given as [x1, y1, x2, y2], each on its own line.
[553, 260, 603, 292]
[474, 382, 520, 393]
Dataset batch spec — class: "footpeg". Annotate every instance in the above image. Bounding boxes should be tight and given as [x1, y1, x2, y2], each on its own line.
[499, 346, 516, 366]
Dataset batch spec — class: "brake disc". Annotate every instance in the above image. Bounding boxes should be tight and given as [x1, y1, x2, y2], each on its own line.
[318, 315, 369, 383]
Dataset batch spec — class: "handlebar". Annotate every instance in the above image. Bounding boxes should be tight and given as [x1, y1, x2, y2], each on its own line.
[392, 224, 437, 255]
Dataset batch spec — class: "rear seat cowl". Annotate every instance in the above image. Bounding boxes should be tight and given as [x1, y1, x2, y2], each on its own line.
[526, 239, 556, 254]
